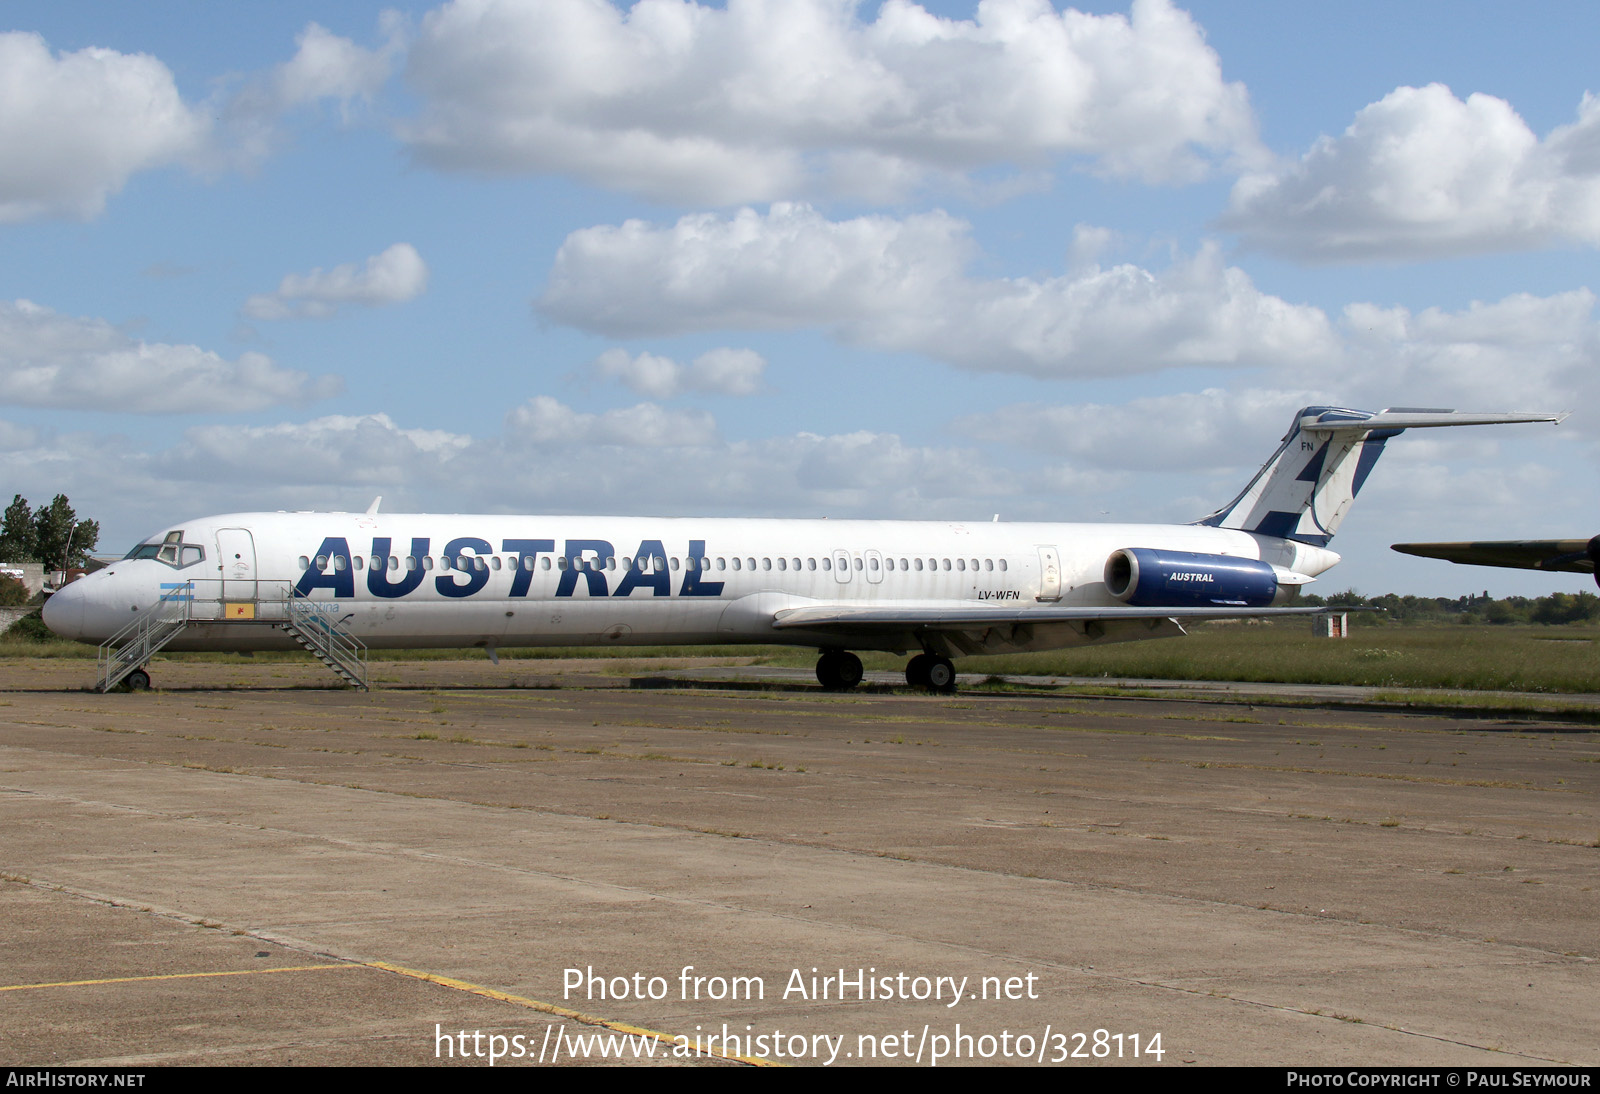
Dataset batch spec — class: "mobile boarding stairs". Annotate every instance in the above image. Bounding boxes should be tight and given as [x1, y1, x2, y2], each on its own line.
[97, 578, 367, 692]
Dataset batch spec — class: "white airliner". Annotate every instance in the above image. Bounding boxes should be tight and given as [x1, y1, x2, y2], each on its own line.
[43, 406, 1561, 692]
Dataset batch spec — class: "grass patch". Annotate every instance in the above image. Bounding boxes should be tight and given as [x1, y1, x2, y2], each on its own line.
[953, 625, 1600, 694]
[15, 621, 1600, 694]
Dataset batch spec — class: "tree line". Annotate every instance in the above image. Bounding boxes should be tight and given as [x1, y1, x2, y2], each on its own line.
[1300, 589, 1600, 626]
[0, 495, 99, 569]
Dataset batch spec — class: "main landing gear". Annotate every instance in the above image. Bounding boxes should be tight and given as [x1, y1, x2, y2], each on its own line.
[815, 650, 864, 690]
[904, 652, 957, 693]
[813, 650, 959, 693]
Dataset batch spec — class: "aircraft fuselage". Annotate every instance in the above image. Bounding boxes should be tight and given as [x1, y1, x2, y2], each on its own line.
[45, 511, 1337, 656]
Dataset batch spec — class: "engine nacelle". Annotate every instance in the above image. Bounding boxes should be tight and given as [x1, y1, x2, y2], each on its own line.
[1104, 548, 1289, 608]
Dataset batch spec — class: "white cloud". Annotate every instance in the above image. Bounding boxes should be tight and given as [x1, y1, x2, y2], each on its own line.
[539, 204, 1336, 376]
[956, 288, 1600, 473]
[243, 244, 429, 320]
[506, 395, 719, 447]
[26, 400, 1014, 530]
[0, 32, 209, 222]
[0, 299, 342, 413]
[273, 20, 403, 110]
[163, 414, 470, 487]
[0, 420, 40, 451]
[687, 347, 766, 396]
[204, 17, 409, 174]
[1335, 290, 1600, 412]
[956, 387, 1322, 471]
[587, 347, 766, 397]
[1224, 85, 1600, 260]
[401, 0, 1261, 202]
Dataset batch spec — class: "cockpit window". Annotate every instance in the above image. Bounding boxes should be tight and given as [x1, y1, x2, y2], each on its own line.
[123, 530, 205, 570]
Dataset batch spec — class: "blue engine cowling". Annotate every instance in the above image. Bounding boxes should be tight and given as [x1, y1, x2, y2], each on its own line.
[1104, 548, 1282, 608]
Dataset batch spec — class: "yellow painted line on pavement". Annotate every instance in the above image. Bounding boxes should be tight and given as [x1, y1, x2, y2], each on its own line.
[366, 960, 776, 1067]
[1, 963, 360, 992]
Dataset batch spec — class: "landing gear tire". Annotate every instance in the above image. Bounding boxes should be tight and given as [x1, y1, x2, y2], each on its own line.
[125, 669, 151, 691]
[905, 653, 932, 688]
[816, 651, 864, 690]
[925, 656, 956, 693]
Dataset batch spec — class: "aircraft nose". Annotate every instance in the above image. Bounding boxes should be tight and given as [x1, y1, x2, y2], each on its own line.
[41, 580, 86, 641]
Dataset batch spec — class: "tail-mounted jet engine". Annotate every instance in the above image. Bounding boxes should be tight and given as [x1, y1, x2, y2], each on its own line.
[1104, 548, 1307, 608]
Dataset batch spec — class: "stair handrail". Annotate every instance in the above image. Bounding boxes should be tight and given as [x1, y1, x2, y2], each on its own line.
[96, 581, 194, 690]
[282, 588, 369, 689]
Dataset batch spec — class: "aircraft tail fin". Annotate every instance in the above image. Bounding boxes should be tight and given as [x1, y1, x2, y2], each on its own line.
[1197, 406, 1565, 547]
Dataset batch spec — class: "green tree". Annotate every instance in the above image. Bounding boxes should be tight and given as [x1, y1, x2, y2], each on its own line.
[1325, 588, 1368, 608]
[1532, 591, 1600, 626]
[0, 575, 28, 606]
[32, 495, 98, 570]
[0, 495, 36, 562]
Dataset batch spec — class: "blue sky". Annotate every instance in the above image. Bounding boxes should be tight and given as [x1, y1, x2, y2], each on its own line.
[2, 0, 1597, 597]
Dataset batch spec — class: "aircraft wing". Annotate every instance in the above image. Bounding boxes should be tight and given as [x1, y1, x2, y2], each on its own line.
[1391, 538, 1598, 575]
[772, 603, 1344, 632]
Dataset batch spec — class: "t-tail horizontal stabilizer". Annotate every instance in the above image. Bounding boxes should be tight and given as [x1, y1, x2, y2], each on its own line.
[1198, 407, 1566, 548]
